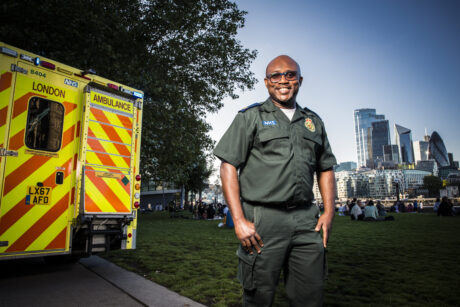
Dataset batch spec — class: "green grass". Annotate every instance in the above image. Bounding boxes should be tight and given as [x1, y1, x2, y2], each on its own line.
[103, 211, 460, 306]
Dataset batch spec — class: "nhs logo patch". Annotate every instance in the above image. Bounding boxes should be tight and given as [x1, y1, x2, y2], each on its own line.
[64, 78, 78, 88]
[263, 120, 277, 126]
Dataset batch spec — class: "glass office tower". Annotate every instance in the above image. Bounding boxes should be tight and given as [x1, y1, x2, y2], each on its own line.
[395, 124, 415, 164]
[354, 109, 385, 168]
[371, 120, 390, 163]
[429, 131, 449, 167]
[384, 144, 400, 163]
[413, 140, 429, 162]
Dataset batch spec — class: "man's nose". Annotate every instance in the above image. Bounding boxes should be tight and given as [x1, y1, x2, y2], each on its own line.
[279, 74, 289, 83]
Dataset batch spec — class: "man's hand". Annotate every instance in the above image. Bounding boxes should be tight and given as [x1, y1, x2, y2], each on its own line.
[315, 212, 334, 248]
[234, 218, 264, 255]
[316, 169, 336, 248]
[220, 161, 264, 254]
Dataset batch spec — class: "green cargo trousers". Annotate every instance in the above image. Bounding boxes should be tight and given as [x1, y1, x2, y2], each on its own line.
[237, 201, 327, 307]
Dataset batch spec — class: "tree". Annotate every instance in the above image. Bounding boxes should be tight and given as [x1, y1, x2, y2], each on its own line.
[1, 0, 257, 185]
[423, 175, 442, 197]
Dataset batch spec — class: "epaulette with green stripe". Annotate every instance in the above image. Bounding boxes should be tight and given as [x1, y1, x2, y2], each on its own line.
[239, 103, 261, 113]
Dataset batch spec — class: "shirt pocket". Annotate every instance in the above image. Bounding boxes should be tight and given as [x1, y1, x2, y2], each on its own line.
[302, 131, 323, 165]
[257, 128, 290, 160]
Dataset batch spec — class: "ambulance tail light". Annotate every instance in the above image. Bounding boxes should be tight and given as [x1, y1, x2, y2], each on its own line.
[135, 174, 141, 181]
[40, 60, 56, 70]
[134, 201, 140, 208]
[135, 183, 140, 190]
[107, 83, 118, 90]
[128, 233, 132, 238]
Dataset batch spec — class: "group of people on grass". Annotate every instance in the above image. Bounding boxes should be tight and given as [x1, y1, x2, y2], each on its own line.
[338, 198, 389, 221]
[192, 202, 226, 220]
[390, 200, 424, 213]
[336, 196, 457, 219]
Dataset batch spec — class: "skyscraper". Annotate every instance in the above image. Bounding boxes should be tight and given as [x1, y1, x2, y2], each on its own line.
[354, 109, 385, 168]
[429, 131, 449, 167]
[395, 124, 415, 164]
[371, 120, 390, 164]
[383, 144, 400, 163]
[413, 140, 429, 162]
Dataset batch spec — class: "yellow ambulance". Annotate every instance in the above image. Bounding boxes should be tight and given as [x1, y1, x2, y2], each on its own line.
[0, 42, 143, 260]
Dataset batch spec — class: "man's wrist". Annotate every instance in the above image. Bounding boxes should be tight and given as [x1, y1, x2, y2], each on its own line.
[321, 209, 335, 219]
[233, 216, 247, 225]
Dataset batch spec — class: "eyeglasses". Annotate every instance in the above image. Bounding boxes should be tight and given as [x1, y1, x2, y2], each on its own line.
[266, 71, 298, 83]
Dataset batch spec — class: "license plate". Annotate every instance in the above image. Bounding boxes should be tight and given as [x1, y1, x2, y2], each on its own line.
[26, 186, 52, 205]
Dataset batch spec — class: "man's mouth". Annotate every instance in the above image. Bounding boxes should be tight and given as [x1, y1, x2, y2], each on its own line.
[277, 87, 291, 94]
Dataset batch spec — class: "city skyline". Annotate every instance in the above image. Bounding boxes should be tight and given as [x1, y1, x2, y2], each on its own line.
[207, 0, 460, 177]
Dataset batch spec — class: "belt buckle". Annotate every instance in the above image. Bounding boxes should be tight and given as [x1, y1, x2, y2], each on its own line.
[286, 203, 297, 210]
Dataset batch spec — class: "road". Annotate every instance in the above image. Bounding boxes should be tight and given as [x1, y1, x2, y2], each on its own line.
[0, 256, 205, 307]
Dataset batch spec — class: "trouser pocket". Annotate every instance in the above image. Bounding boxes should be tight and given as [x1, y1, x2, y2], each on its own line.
[236, 246, 257, 291]
[323, 247, 329, 281]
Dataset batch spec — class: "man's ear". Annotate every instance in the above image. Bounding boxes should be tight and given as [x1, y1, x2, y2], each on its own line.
[299, 76, 303, 86]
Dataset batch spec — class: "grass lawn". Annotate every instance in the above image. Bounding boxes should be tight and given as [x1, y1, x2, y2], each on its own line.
[103, 211, 460, 306]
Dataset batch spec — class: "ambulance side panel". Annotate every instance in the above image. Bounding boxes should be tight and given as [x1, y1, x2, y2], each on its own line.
[0, 50, 82, 259]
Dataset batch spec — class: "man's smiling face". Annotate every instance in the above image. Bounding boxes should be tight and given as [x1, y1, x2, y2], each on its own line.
[264, 55, 303, 108]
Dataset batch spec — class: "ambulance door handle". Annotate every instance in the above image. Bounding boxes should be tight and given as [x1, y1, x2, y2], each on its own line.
[0, 148, 18, 157]
[56, 172, 64, 185]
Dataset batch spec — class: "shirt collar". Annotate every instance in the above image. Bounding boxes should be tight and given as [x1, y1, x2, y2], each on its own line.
[260, 97, 302, 113]
[260, 98, 278, 112]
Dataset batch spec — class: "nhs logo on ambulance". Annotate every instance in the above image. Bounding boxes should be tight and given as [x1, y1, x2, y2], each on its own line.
[64, 78, 78, 88]
[263, 120, 277, 126]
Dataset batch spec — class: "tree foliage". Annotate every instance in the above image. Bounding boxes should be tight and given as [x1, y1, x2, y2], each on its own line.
[423, 175, 442, 197]
[1, 0, 257, 186]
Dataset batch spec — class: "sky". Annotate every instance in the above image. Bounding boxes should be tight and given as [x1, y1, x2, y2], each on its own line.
[207, 0, 460, 179]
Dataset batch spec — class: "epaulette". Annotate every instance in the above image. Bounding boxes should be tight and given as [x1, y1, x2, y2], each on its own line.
[239, 102, 261, 113]
[303, 107, 322, 121]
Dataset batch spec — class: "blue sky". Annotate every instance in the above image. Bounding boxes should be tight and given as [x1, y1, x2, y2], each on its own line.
[207, 0, 460, 173]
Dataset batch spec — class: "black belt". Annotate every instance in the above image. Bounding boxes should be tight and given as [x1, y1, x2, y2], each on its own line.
[245, 201, 311, 210]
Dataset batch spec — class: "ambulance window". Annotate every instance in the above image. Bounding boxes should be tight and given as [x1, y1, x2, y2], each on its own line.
[25, 97, 64, 152]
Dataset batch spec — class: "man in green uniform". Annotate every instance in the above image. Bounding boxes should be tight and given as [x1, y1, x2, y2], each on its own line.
[214, 55, 336, 306]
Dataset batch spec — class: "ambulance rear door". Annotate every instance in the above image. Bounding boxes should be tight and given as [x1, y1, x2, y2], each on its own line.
[78, 85, 136, 217]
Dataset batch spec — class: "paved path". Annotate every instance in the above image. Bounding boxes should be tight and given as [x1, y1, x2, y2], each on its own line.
[80, 256, 206, 307]
[0, 256, 206, 307]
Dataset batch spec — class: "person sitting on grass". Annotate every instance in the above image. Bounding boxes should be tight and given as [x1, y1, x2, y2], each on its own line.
[376, 200, 386, 217]
[350, 199, 363, 220]
[338, 203, 347, 216]
[348, 198, 357, 213]
[363, 200, 379, 221]
[438, 197, 454, 216]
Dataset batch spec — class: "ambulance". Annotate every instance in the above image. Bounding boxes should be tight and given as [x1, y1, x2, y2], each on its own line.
[0, 42, 143, 260]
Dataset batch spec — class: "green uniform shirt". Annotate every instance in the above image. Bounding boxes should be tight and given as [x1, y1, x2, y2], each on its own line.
[214, 98, 336, 205]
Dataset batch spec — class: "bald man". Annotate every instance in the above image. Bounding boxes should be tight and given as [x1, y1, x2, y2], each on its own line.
[214, 55, 337, 306]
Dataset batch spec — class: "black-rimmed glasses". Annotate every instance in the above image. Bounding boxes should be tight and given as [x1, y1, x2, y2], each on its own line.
[266, 71, 298, 83]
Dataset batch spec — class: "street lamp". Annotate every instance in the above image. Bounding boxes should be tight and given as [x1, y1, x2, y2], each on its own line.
[394, 178, 400, 201]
